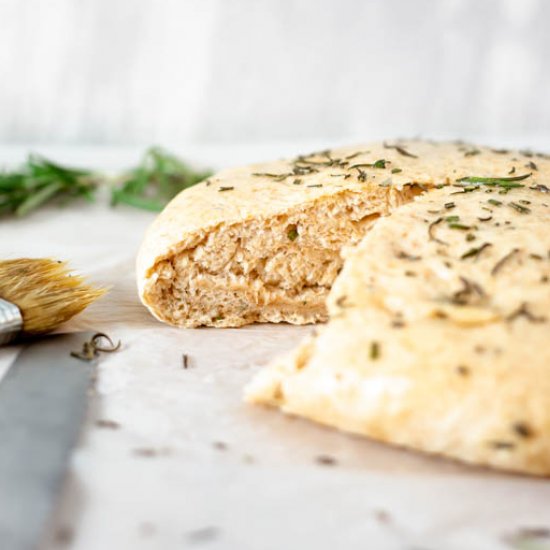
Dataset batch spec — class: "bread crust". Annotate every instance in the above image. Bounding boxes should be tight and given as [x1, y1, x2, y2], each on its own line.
[137, 140, 546, 328]
[246, 179, 550, 475]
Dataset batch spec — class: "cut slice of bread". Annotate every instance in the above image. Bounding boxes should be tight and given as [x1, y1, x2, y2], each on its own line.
[137, 140, 543, 328]
[245, 180, 550, 475]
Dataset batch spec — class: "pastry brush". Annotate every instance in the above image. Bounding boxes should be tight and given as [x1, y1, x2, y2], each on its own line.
[0, 258, 105, 345]
[0, 259, 108, 549]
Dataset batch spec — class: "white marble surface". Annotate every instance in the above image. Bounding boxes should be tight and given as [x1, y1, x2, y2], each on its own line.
[1, 143, 550, 550]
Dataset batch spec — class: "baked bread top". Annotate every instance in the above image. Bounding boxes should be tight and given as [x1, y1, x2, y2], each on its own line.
[136, 140, 549, 328]
[246, 178, 550, 475]
[138, 141, 544, 282]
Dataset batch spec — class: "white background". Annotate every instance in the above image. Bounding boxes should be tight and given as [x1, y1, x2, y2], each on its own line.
[1, 0, 549, 148]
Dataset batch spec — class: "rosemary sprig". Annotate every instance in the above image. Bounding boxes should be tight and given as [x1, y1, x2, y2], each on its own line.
[0, 147, 212, 217]
[111, 147, 212, 211]
[0, 154, 96, 217]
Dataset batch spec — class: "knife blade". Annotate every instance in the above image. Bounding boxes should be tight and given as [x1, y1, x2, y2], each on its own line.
[0, 332, 95, 550]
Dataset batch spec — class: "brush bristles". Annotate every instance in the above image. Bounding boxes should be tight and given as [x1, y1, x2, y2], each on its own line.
[0, 258, 106, 335]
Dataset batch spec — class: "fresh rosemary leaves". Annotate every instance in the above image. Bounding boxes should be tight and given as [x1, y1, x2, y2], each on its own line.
[111, 147, 212, 211]
[0, 147, 212, 217]
[455, 173, 532, 190]
[0, 155, 96, 217]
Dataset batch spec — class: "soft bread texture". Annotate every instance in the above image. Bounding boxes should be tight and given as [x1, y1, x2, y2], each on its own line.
[245, 181, 550, 475]
[137, 140, 545, 328]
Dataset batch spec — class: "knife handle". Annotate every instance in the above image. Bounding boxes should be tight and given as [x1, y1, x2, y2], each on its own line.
[0, 298, 23, 346]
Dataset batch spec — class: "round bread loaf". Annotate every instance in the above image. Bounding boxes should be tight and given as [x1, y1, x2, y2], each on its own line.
[137, 140, 546, 328]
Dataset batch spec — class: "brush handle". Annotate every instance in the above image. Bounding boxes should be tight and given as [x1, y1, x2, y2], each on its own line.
[0, 299, 23, 346]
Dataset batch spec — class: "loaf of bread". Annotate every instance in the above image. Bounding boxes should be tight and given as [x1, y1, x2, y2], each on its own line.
[246, 174, 550, 475]
[137, 140, 534, 328]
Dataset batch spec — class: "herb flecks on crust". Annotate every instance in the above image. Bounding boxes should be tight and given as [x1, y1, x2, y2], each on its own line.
[245, 177, 550, 475]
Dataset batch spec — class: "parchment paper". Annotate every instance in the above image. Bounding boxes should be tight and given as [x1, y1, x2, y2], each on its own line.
[0, 145, 549, 550]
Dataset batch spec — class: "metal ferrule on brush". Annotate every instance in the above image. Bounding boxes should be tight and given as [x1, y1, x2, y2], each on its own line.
[0, 298, 23, 345]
